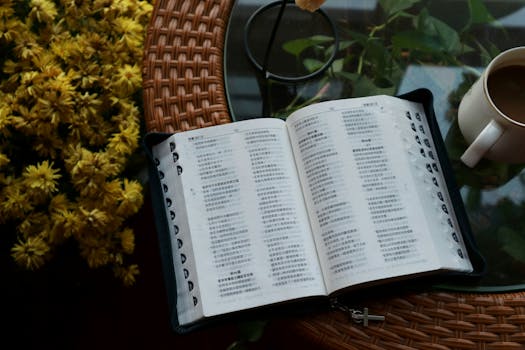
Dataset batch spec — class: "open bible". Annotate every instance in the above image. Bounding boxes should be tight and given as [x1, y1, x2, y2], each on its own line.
[145, 89, 484, 332]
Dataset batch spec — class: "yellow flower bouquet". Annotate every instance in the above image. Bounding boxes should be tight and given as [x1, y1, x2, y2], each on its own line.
[0, 0, 152, 285]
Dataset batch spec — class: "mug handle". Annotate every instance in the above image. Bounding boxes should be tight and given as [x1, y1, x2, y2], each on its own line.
[460, 120, 505, 168]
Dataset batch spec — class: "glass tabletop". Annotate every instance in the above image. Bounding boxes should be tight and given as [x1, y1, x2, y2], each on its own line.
[224, 0, 525, 291]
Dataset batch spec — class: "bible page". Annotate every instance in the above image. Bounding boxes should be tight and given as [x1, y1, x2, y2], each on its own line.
[286, 96, 446, 293]
[173, 118, 326, 319]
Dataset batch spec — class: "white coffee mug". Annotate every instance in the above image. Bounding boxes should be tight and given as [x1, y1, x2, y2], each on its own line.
[458, 46, 525, 168]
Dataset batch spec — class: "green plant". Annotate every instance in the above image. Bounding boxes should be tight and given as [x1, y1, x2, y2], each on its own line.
[227, 320, 267, 350]
[272, 0, 502, 117]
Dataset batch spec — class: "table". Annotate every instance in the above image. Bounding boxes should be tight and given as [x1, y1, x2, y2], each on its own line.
[225, 0, 525, 291]
[142, 0, 525, 348]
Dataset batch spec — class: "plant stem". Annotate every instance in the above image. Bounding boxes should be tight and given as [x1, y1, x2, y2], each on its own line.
[357, 23, 386, 75]
[280, 79, 330, 114]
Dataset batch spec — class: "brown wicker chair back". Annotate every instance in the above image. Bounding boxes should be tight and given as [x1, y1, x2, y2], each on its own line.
[142, 0, 233, 133]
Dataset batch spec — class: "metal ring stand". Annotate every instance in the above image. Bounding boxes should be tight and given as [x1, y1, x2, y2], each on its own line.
[243, 0, 339, 83]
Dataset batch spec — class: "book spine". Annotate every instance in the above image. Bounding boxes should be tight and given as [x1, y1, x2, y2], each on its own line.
[154, 138, 203, 325]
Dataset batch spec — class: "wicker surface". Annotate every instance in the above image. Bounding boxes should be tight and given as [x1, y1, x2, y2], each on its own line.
[291, 291, 525, 350]
[141, 1, 525, 349]
[142, 0, 233, 133]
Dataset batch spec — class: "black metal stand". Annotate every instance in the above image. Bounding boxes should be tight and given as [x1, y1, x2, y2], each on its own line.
[243, 0, 339, 83]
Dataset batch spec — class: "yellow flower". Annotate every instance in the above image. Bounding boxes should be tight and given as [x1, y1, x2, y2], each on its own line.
[72, 60, 102, 89]
[114, 264, 140, 287]
[33, 134, 64, 159]
[47, 195, 74, 242]
[29, 0, 58, 24]
[74, 33, 100, 61]
[117, 179, 143, 216]
[110, 63, 141, 97]
[113, 16, 143, 48]
[17, 212, 50, 239]
[13, 28, 43, 60]
[136, 1, 154, 22]
[120, 228, 135, 254]
[66, 147, 115, 196]
[37, 72, 76, 125]
[79, 207, 114, 232]
[11, 235, 50, 270]
[0, 17, 21, 42]
[49, 35, 76, 62]
[101, 0, 133, 16]
[2, 0, 152, 285]
[0, 90, 13, 123]
[48, 194, 77, 244]
[32, 51, 61, 75]
[75, 91, 102, 120]
[23, 160, 61, 196]
[81, 244, 111, 269]
[0, 101, 12, 129]
[0, 152, 9, 168]
[63, 144, 82, 173]
[1, 182, 33, 220]
[0, 2, 23, 42]
[102, 179, 121, 194]
[108, 122, 139, 156]
[113, 252, 124, 265]
[55, 208, 84, 239]
[109, 95, 138, 114]
[48, 193, 70, 213]
[60, 0, 92, 30]
[0, 2, 15, 18]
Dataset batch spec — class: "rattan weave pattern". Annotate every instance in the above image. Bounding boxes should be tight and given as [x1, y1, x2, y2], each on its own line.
[142, 0, 233, 133]
[290, 292, 525, 350]
[141, 1, 525, 349]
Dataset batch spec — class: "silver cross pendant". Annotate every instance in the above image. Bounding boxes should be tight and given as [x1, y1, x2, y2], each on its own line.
[350, 307, 385, 327]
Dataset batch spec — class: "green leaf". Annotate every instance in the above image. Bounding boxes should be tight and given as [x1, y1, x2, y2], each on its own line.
[363, 39, 392, 76]
[324, 40, 356, 63]
[431, 19, 463, 54]
[327, 39, 356, 57]
[337, 72, 395, 97]
[330, 58, 344, 73]
[338, 40, 356, 51]
[411, 10, 464, 55]
[499, 227, 525, 263]
[282, 35, 334, 57]
[226, 341, 245, 350]
[476, 42, 500, 66]
[379, 0, 420, 18]
[340, 29, 370, 47]
[465, 187, 481, 210]
[392, 31, 443, 52]
[303, 58, 324, 73]
[237, 320, 267, 343]
[467, 0, 495, 26]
